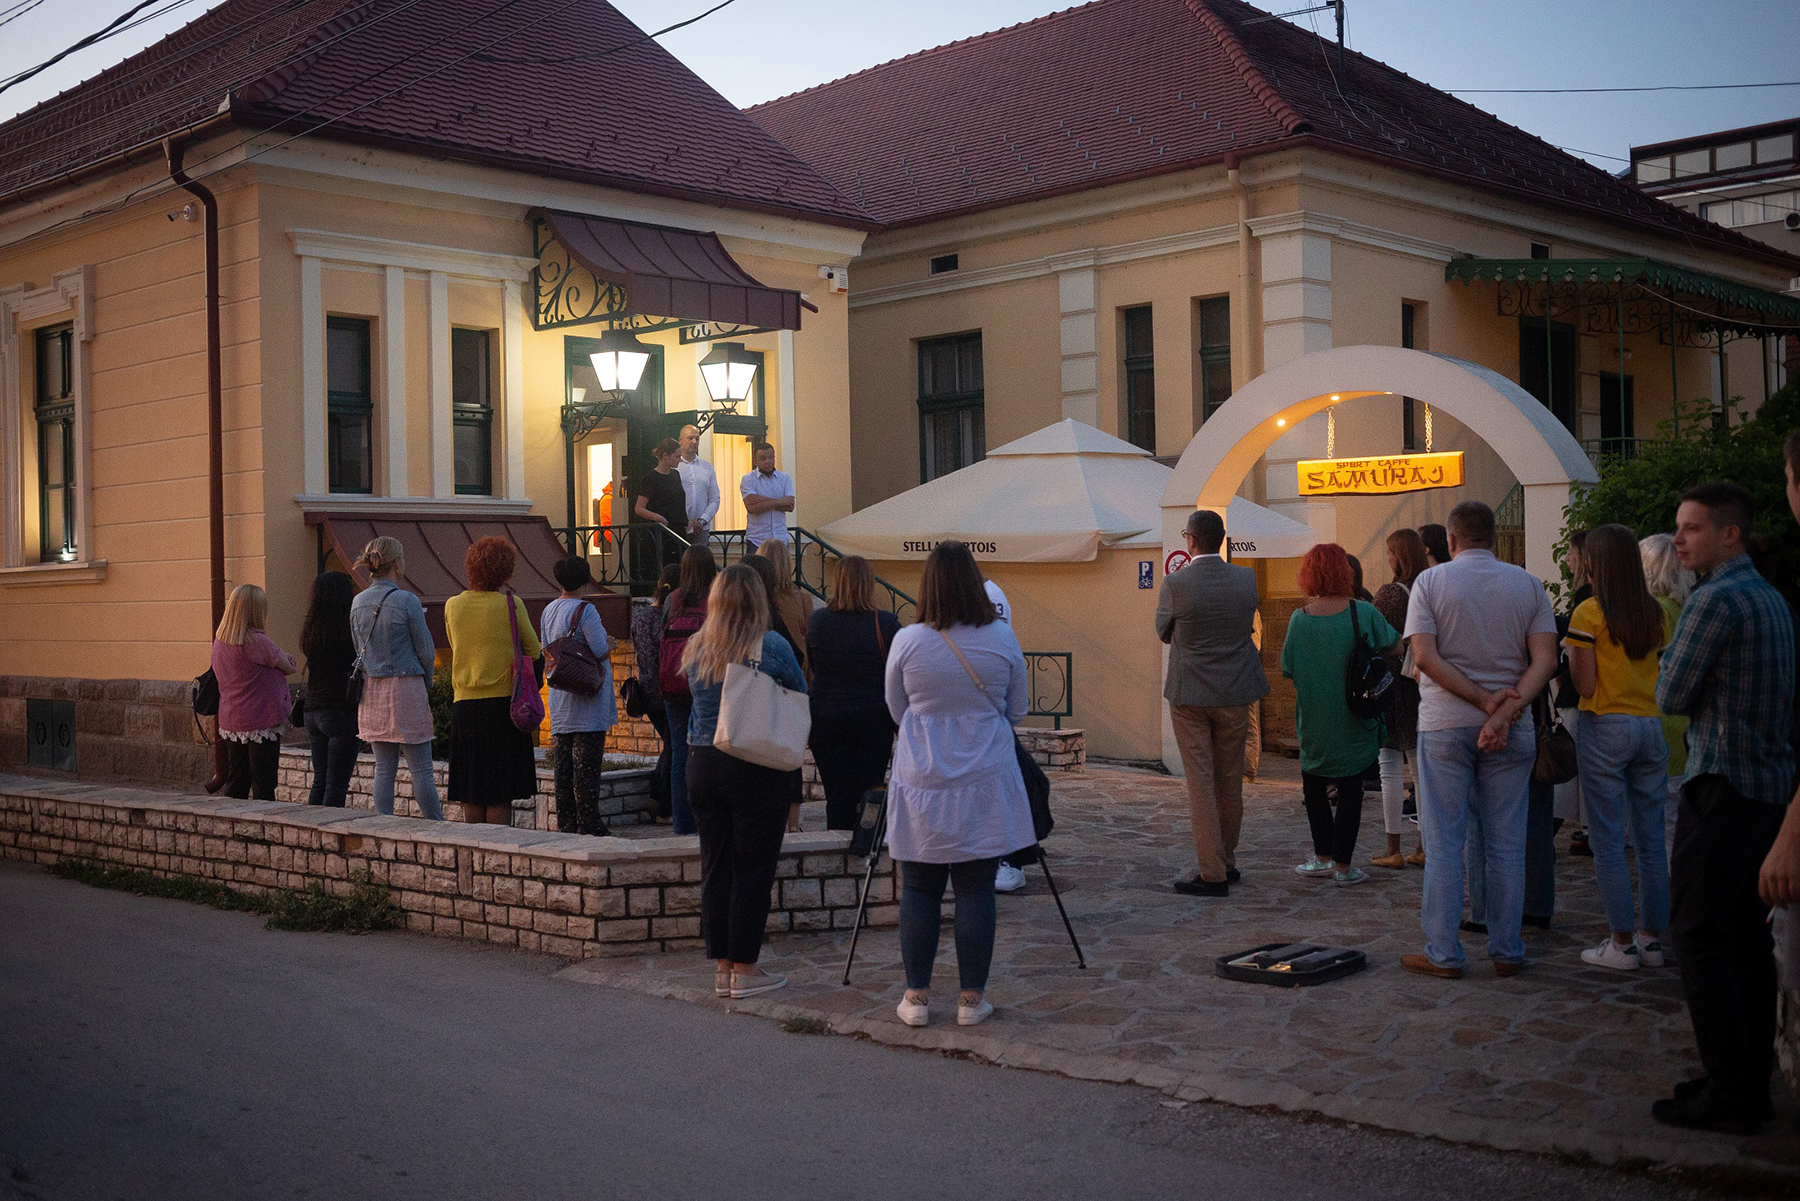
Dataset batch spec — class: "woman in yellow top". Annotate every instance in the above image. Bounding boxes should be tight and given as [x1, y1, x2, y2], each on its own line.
[1564, 523, 1671, 972]
[444, 535, 542, 824]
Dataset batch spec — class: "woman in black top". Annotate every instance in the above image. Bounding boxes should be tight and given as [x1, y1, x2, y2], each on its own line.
[300, 571, 359, 807]
[634, 438, 690, 570]
[807, 556, 902, 830]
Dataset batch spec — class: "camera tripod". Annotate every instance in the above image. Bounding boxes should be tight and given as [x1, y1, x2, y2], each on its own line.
[841, 789, 1086, 985]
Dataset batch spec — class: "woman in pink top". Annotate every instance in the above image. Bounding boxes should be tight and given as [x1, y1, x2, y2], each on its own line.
[211, 583, 298, 800]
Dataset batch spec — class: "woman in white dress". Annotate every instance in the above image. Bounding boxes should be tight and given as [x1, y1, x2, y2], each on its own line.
[884, 541, 1031, 1029]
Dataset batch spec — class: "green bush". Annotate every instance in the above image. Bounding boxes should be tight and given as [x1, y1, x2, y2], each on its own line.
[1561, 384, 1800, 604]
[429, 666, 455, 758]
[51, 860, 402, 934]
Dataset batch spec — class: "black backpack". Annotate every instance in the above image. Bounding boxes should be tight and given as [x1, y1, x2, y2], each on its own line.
[1345, 601, 1397, 720]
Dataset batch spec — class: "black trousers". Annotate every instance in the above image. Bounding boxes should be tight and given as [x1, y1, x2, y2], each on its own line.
[1671, 775, 1786, 1109]
[646, 703, 672, 819]
[688, 746, 790, 964]
[553, 731, 608, 836]
[809, 708, 896, 830]
[1302, 767, 1368, 866]
[222, 737, 281, 801]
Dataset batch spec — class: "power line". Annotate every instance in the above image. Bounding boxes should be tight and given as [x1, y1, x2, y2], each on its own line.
[0, 0, 169, 96]
[0, 0, 49, 32]
[473, 0, 736, 66]
[1450, 81, 1800, 95]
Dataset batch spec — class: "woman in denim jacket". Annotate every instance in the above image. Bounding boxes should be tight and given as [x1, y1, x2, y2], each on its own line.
[350, 537, 442, 820]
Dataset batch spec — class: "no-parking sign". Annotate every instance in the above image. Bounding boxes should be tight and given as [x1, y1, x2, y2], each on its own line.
[1163, 548, 1192, 576]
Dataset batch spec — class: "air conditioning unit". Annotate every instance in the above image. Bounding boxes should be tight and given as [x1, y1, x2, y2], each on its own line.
[1785, 211, 1800, 232]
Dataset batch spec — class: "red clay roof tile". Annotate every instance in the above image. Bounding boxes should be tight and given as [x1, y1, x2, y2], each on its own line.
[748, 0, 1799, 270]
[0, 0, 871, 226]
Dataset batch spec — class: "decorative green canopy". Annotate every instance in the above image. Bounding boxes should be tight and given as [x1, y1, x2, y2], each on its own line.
[1445, 256, 1800, 338]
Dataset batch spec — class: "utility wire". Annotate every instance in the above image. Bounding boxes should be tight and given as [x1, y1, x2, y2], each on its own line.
[0, 0, 48, 32]
[1451, 81, 1800, 95]
[473, 0, 736, 66]
[0, 0, 169, 95]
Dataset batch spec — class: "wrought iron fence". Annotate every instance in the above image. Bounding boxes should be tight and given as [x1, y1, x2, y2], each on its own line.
[1580, 436, 1655, 465]
[565, 523, 693, 592]
[1495, 483, 1525, 567]
[1023, 651, 1074, 727]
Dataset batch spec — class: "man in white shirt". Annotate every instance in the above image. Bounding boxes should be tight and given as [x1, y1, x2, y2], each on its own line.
[1402, 500, 1559, 980]
[741, 442, 794, 548]
[674, 424, 720, 539]
[984, 578, 1010, 623]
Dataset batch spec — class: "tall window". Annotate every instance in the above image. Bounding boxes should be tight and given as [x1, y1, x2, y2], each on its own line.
[1196, 296, 1231, 423]
[327, 316, 373, 493]
[1519, 316, 1577, 434]
[1599, 372, 1635, 458]
[34, 324, 75, 562]
[918, 332, 984, 481]
[452, 327, 492, 495]
[1122, 306, 1155, 452]
[1401, 303, 1419, 450]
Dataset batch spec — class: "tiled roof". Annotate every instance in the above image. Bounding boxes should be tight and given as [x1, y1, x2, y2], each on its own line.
[0, 0, 871, 226]
[748, 0, 1800, 269]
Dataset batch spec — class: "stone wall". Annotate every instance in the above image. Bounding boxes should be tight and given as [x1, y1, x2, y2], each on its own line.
[274, 748, 655, 829]
[0, 675, 209, 786]
[0, 773, 897, 957]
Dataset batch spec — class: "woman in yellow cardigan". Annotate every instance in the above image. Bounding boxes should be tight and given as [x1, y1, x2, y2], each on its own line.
[445, 536, 541, 824]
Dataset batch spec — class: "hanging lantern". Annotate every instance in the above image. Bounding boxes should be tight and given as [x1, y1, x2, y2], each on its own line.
[698, 341, 760, 407]
[589, 327, 652, 394]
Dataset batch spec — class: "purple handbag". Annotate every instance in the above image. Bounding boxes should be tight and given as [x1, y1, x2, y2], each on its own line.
[506, 590, 545, 732]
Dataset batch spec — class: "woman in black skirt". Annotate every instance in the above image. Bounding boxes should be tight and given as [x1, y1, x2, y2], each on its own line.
[444, 535, 542, 824]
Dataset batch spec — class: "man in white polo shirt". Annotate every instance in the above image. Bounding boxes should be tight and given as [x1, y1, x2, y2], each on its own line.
[741, 442, 794, 549]
[675, 424, 719, 540]
[1403, 500, 1559, 980]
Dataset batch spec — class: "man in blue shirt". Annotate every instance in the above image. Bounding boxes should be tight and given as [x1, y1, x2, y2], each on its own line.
[1653, 481, 1797, 1135]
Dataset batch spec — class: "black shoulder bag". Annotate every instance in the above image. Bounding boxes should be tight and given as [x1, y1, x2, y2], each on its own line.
[1345, 601, 1398, 720]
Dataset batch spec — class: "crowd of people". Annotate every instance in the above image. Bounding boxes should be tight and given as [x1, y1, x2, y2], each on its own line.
[206, 423, 1800, 1132]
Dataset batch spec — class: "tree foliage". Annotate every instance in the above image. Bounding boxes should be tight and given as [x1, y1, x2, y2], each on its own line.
[1561, 382, 1800, 604]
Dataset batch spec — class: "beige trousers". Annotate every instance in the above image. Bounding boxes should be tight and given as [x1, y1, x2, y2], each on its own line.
[1171, 703, 1251, 883]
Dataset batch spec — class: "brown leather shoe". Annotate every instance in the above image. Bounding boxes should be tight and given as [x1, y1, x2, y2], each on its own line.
[1404, 849, 1426, 867]
[1401, 953, 1462, 979]
[1494, 960, 1524, 978]
[1370, 851, 1406, 870]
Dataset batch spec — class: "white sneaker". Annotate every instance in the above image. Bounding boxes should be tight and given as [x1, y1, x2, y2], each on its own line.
[1294, 856, 1334, 877]
[1635, 933, 1666, 967]
[897, 994, 929, 1027]
[994, 863, 1027, 893]
[1580, 938, 1640, 971]
[957, 997, 995, 1026]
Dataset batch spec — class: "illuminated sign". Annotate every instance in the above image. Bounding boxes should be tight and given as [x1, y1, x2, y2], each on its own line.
[1296, 452, 1465, 497]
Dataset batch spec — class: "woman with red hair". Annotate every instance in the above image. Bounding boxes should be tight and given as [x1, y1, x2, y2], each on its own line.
[444, 535, 542, 824]
[1281, 542, 1401, 886]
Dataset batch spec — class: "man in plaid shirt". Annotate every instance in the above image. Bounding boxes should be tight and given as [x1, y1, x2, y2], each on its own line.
[1653, 481, 1797, 1135]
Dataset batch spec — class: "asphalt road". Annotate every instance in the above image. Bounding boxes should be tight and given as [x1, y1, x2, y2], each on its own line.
[0, 858, 1747, 1201]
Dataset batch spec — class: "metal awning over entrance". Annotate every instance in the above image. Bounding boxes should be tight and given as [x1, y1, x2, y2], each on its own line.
[530, 208, 810, 333]
[1445, 256, 1800, 340]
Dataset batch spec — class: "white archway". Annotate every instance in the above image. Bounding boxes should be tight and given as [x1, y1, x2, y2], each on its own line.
[1161, 345, 1597, 581]
[1157, 344, 1598, 774]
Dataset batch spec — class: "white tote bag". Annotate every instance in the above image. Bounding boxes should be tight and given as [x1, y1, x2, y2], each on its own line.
[713, 660, 812, 771]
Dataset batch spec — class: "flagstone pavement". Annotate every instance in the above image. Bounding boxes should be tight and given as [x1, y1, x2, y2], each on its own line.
[568, 758, 1800, 1172]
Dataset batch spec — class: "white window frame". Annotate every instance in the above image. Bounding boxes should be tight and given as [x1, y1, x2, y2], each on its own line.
[0, 267, 106, 583]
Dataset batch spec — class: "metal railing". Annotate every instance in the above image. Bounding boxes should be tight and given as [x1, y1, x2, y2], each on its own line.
[1580, 436, 1654, 465]
[1022, 651, 1074, 728]
[1495, 483, 1526, 567]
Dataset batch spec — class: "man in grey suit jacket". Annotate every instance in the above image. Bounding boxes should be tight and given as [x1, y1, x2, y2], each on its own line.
[1157, 509, 1270, 897]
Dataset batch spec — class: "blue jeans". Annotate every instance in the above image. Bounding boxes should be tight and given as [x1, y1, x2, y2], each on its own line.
[304, 706, 358, 807]
[899, 859, 999, 991]
[1417, 723, 1537, 968]
[1575, 711, 1670, 934]
[372, 740, 442, 820]
[667, 696, 695, 836]
[1466, 774, 1556, 923]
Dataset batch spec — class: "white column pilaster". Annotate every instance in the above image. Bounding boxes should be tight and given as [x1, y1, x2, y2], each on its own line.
[501, 279, 525, 500]
[777, 329, 797, 523]
[382, 266, 408, 496]
[428, 271, 453, 497]
[1058, 264, 1100, 425]
[1257, 230, 1333, 533]
[0, 286, 23, 566]
[299, 256, 326, 496]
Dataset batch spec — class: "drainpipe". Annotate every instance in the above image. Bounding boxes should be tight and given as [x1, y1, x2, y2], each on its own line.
[1224, 152, 1262, 388]
[166, 138, 227, 791]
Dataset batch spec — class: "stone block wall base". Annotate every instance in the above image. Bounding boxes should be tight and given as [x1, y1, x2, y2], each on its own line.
[1, 675, 209, 789]
[0, 773, 895, 958]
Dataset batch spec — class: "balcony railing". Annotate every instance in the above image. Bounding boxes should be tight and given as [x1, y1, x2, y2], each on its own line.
[1580, 437, 1655, 465]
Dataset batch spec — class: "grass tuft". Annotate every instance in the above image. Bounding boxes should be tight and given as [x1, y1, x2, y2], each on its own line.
[50, 859, 401, 934]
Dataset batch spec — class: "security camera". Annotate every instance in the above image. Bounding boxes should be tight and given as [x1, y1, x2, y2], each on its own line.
[1786, 211, 1800, 232]
[166, 203, 198, 222]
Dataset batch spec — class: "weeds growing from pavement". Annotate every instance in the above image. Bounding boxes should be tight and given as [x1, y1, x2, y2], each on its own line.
[50, 859, 401, 934]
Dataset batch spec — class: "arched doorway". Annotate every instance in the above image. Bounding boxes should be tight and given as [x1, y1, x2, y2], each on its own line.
[1161, 345, 1597, 580]
[1157, 345, 1598, 774]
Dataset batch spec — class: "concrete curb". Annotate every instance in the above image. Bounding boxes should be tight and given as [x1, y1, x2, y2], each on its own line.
[557, 957, 1800, 1175]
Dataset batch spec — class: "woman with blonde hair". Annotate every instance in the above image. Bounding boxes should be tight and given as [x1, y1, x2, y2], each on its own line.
[1640, 531, 1694, 862]
[444, 536, 541, 825]
[210, 583, 297, 800]
[807, 555, 902, 829]
[682, 562, 807, 1000]
[350, 536, 442, 820]
[755, 537, 812, 676]
[1371, 528, 1430, 868]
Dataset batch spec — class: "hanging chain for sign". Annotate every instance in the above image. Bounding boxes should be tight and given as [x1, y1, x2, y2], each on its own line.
[1326, 407, 1336, 457]
[1423, 402, 1434, 452]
